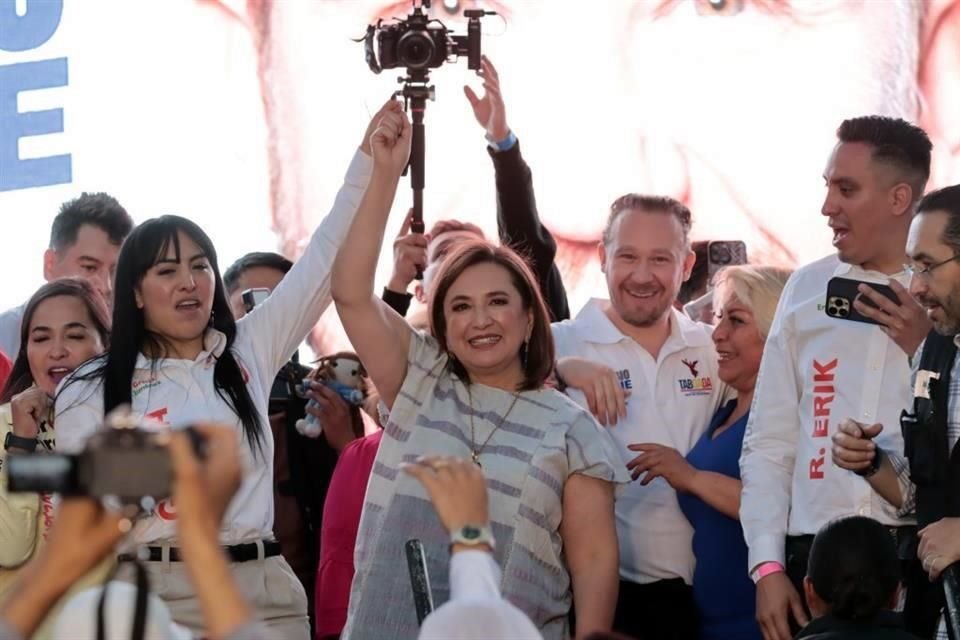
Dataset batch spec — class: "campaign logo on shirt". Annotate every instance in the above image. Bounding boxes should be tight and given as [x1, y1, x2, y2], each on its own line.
[678, 358, 713, 396]
[616, 368, 633, 390]
[132, 373, 160, 398]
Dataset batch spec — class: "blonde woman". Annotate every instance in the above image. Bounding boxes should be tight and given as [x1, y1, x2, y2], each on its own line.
[626, 265, 792, 640]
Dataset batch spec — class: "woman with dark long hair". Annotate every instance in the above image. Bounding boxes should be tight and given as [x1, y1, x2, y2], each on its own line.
[0, 278, 110, 637]
[54, 104, 390, 638]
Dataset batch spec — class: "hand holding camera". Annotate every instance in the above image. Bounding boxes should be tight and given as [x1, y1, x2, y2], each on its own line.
[6, 413, 227, 515]
[168, 423, 243, 535]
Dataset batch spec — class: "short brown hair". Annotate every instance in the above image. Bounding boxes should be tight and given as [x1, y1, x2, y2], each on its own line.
[602, 194, 692, 247]
[428, 240, 554, 391]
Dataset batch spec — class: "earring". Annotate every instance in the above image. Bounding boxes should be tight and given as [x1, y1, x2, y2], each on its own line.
[520, 339, 529, 370]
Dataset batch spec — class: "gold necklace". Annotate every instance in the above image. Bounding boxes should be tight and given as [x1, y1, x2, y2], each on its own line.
[467, 385, 521, 467]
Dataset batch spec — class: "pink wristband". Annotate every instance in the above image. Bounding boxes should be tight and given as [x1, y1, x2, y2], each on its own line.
[753, 561, 785, 583]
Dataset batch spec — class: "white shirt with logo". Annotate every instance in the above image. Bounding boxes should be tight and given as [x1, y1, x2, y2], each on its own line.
[54, 150, 372, 546]
[739, 253, 914, 572]
[552, 300, 728, 585]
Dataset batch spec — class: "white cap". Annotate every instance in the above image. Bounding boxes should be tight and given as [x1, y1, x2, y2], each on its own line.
[417, 551, 542, 640]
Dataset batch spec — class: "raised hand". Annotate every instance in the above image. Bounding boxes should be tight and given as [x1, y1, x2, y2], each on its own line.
[167, 423, 243, 533]
[463, 56, 509, 142]
[370, 100, 412, 176]
[854, 279, 931, 356]
[401, 455, 489, 536]
[361, 97, 402, 156]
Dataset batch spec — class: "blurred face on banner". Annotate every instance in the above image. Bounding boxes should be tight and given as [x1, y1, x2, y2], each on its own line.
[234, 0, 960, 351]
[1, 0, 958, 356]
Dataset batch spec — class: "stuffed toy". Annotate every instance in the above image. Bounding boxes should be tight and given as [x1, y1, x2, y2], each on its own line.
[295, 352, 368, 438]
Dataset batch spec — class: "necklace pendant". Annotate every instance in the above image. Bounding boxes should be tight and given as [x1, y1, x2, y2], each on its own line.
[471, 451, 481, 467]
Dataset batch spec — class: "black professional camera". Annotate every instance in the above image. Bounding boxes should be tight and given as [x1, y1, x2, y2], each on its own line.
[7, 424, 203, 504]
[363, 0, 488, 73]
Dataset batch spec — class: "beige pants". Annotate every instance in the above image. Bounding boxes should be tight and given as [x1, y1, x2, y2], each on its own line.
[122, 543, 309, 639]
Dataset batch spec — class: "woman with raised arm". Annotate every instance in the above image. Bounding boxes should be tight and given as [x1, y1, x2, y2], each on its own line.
[332, 101, 627, 640]
[53, 102, 397, 638]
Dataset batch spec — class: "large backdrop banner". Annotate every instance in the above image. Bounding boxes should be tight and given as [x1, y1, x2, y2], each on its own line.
[2, 0, 959, 353]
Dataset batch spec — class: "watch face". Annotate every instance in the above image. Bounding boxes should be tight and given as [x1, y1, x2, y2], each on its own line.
[461, 525, 482, 540]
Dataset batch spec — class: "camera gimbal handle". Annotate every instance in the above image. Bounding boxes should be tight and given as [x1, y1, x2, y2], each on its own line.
[395, 71, 435, 278]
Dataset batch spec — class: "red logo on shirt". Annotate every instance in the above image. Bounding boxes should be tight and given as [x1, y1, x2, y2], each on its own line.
[145, 407, 168, 423]
[681, 359, 700, 378]
[157, 499, 177, 520]
[808, 358, 838, 480]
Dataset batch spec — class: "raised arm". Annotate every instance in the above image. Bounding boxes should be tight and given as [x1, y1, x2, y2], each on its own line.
[332, 100, 414, 410]
[465, 56, 570, 321]
[236, 103, 400, 375]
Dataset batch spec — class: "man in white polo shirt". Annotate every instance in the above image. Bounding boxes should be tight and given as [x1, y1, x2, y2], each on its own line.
[552, 194, 728, 640]
[740, 115, 934, 640]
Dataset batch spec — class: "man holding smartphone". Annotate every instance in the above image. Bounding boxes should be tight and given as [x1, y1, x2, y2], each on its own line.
[739, 116, 933, 640]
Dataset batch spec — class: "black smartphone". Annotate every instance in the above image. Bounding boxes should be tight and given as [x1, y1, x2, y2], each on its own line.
[706, 240, 748, 282]
[825, 276, 900, 325]
[405, 539, 434, 625]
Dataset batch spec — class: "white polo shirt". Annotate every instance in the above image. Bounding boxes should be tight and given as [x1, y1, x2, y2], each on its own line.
[552, 300, 728, 585]
[739, 254, 914, 572]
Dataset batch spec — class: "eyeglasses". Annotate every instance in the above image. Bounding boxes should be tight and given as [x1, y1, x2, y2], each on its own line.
[903, 254, 960, 279]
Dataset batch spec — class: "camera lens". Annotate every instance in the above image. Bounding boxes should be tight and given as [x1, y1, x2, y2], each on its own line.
[710, 243, 732, 264]
[398, 30, 435, 69]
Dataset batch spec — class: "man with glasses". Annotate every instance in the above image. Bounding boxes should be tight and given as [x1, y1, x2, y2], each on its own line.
[740, 115, 934, 640]
[833, 184, 960, 639]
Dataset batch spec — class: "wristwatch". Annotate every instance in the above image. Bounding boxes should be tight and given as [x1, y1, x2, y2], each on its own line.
[854, 446, 885, 478]
[4, 431, 38, 453]
[450, 524, 496, 551]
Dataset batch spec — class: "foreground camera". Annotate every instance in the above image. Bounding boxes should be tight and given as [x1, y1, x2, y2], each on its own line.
[6, 425, 203, 504]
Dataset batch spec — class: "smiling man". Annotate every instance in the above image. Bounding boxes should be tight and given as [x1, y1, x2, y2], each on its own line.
[551, 194, 728, 640]
[0, 193, 132, 358]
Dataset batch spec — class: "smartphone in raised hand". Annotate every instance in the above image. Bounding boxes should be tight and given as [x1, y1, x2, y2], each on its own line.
[824, 277, 899, 325]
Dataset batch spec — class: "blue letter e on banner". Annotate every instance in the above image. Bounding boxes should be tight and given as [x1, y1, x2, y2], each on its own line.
[0, 0, 71, 192]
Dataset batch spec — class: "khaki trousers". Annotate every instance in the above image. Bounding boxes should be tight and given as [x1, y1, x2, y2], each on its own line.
[122, 542, 309, 639]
